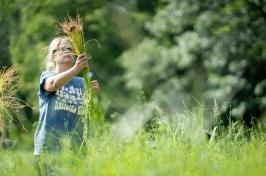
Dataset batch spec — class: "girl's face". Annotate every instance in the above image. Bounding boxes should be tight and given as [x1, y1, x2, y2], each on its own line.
[51, 38, 75, 66]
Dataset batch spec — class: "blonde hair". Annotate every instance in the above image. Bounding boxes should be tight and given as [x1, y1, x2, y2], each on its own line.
[45, 36, 69, 71]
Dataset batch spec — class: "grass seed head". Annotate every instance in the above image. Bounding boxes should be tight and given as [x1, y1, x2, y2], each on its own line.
[0, 66, 26, 134]
[60, 15, 85, 55]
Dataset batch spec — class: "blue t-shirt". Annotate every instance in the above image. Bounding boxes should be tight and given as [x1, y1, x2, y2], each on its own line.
[34, 71, 84, 155]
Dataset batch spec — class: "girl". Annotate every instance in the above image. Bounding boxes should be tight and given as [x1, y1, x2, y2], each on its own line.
[34, 37, 100, 155]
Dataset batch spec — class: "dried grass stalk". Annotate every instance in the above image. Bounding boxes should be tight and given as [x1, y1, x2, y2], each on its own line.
[0, 66, 26, 140]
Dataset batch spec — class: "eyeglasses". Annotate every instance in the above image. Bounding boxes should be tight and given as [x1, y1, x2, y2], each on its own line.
[52, 46, 75, 54]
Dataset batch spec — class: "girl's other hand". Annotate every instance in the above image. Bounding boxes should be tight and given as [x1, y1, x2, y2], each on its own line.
[92, 80, 100, 93]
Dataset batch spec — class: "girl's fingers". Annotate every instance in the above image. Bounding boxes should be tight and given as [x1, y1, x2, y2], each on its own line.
[76, 54, 88, 62]
[80, 59, 88, 65]
[93, 85, 99, 89]
[92, 82, 99, 87]
[77, 53, 86, 59]
[93, 86, 100, 92]
[92, 85, 98, 89]
[92, 82, 98, 86]
[77, 56, 87, 62]
[77, 58, 88, 66]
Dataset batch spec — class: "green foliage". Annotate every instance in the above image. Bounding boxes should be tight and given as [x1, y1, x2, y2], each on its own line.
[119, 0, 266, 126]
[0, 0, 17, 66]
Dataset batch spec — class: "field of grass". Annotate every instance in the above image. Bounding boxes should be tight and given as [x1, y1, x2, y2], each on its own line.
[0, 110, 265, 176]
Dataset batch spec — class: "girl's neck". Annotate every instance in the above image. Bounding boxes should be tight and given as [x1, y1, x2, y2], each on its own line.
[55, 64, 72, 73]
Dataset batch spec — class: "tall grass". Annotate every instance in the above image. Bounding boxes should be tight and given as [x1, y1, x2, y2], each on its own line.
[0, 66, 25, 147]
[60, 15, 104, 145]
[0, 106, 265, 175]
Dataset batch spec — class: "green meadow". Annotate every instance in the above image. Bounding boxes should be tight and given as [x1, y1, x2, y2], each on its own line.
[1, 108, 265, 176]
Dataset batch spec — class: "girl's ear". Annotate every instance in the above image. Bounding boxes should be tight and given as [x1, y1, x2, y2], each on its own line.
[51, 53, 56, 62]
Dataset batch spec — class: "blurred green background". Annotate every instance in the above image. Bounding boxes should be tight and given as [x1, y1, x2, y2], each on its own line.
[0, 0, 266, 134]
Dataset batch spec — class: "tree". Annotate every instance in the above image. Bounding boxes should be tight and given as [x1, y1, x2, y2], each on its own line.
[0, 0, 17, 67]
[118, 0, 266, 127]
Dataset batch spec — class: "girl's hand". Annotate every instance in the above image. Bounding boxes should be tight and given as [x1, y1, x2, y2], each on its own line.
[72, 54, 88, 74]
[92, 80, 100, 93]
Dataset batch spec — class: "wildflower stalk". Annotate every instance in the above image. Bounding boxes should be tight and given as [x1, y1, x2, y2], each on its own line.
[60, 15, 104, 145]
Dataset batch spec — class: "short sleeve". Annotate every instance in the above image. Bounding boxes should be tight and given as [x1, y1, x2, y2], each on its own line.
[39, 71, 56, 97]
